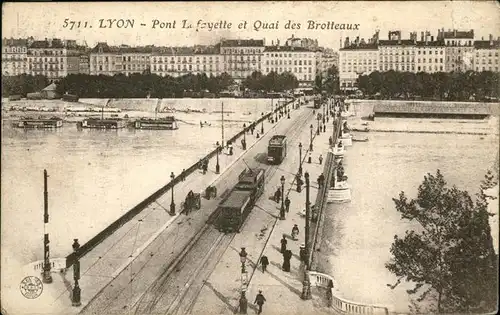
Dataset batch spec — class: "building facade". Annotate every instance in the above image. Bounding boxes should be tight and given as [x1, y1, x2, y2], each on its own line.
[150, 46, 223, 78]
[473, 36, 500, 72]
[262, 45, 316, 88]
[339, 35, 379, 90]
[27, 38, 71, 81]
[441, 29, 475, 72]
[2, 38, 29, 76]
[220, 39, 264, 82]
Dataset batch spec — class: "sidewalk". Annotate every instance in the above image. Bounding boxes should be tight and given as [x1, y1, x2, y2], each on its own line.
[8, 103, 300, 315]
[189, 105, 337, 315]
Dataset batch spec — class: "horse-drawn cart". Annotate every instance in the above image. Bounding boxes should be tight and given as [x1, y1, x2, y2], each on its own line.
[181, 191, 201, 214]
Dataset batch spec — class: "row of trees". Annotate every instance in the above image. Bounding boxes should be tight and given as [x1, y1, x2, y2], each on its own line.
[55, 73, 235, 98]
[387, 169, 498, 314]
[1, 73, 236, 98]
[241, 71, 299, 92]
[2, 74, 50, 97]
[315, 65, 340, 95]
[357, 70, 500, 101]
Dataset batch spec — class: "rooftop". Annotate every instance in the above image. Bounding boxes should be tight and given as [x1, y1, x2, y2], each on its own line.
[30, 40, 65, 49]
[2, 38, 27, 46]
[220, 39, 264, 47]
[340, 43, 378, 51]
[264, 46, 313, 52]
[474, 40, 500, 49]
[379, 39, 416, 46]
[442, 30, 474, 39]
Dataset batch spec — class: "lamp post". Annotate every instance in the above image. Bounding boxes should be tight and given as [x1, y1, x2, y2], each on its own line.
[301, 172, 312, 300]
[216, 142, 220, 174]
[261, 112, 264, 134]
[242, 123, 247, 150]
[317, 115, 320, 135]
[322, 103, 326, 124]
[298, 143, 303, 176]
[72, 239, 82, 306]
[309, 124, 313, 151]
[169, 172, 176, 215]
[42, 169, 53, 284]
[280, 175, 286, 220]
[239, 248, 248, 314]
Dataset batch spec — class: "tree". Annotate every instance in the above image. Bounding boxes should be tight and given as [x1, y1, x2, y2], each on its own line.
[386, 170, 498, 314]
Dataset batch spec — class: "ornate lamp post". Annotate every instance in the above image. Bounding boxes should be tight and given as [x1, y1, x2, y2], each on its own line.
[215, 142, 220, 174]
[169, 172, 176, 215]
[317, 115, 320, 135]
[298, 143, 303, 176]
[72, 239, 82, 306]
[239, 248, 248, 314]
[280, 175, 286, 220]
[301, 172, 312, 300]
[42, 170, 53, 284]
[309, 124, 313, 151]
[261, 112, 264, 134]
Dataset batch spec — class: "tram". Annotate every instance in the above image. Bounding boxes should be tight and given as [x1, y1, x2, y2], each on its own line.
[267, 135, 287, 164]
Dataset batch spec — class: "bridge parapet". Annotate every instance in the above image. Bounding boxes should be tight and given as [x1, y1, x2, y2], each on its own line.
[308, 270, 391, 315]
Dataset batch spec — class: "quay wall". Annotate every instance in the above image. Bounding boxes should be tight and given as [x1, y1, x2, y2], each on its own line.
[66, 99, 295, 267]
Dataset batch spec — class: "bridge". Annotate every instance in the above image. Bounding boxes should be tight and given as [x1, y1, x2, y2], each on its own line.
[15, 98, 398, 315]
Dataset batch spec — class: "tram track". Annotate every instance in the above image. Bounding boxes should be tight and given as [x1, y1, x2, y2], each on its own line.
[131, 110, 314, 315]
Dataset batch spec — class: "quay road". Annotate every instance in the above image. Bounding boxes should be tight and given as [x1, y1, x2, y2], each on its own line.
[80, 104, 319, 314]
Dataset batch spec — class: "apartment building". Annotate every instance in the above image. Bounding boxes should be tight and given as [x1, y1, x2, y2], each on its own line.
[262, 45, 316, 87]
[150, 45, 223, 78]
[220, 39, 264, 82]
[473, 35, 500, 72]
[2, 38, 29, 76]
[339, 35, 379, 90]
[378, 31, 416, 72]
[441, 29, 475, 72]
[27, 38, 84, 81]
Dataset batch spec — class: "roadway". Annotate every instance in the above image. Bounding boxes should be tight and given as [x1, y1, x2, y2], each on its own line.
[81, 104, 316, 314]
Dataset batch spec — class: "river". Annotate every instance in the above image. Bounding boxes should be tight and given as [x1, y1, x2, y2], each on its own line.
[320, 113, 499, 313]
[1, 98, 283, 270]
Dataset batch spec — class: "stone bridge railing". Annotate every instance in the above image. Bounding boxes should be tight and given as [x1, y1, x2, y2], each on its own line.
[309, 264, 391, 315]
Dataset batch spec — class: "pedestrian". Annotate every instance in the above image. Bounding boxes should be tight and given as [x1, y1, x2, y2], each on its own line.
[291, 224, 299, 240]
[274, 187, 281, 203]
[319, 154, 323, 165]
[329, 136, 333, 146]
[260, 255, 269, 272]
[319, 173, 325, 189]
[284, 196, 290, 213]
[241, 138, 246, 150]
[308, 152, 312, 164]
[299, 244, 306, 263]
[323, 124, 326, 132]
[280, 234, 287, 253]
[282, 249, 292, 272]
[254, 290, 266, 314]
[181, 169, 186, 181]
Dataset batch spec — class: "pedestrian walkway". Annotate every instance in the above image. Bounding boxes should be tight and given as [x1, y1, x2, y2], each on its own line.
[189, 104, 338, 315]
[10, 103, 300, 315]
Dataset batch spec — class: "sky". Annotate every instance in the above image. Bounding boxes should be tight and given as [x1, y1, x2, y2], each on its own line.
[2, 1, 499, 50]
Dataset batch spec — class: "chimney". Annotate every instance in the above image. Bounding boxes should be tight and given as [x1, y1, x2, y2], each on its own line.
[490, 34, 493, 45]
[453, 29, 457, 37]
[277, 39, 280, 46]
[421, 32, 424, 42]
[482, 36, 484, 40]
[344, 37, 350, 48]
[272, 40, 274, 46]
[431, 36, 434, 42]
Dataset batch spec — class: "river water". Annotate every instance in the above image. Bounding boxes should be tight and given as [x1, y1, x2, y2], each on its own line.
[321, 115, 499, 313]
[1, 98, 282, 270]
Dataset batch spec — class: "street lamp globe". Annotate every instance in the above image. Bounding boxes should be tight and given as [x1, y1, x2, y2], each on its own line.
[299, 142, 302, 149]
[170, 172, 175, 181]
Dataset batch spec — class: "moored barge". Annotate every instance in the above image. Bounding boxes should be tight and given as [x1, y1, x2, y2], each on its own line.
[80, 118, 126, 129]
[133, 116, 179, 130]
[14, 117, 63, 129]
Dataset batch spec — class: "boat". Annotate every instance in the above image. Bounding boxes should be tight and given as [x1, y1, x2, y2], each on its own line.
[80, 118, 125, 129]
[14, 116, 63, 129]
[352, 136, 369, 142]
[134, 116, 179, 130]
[351, 127, 370, 132]
[332, 142, 345, 156]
